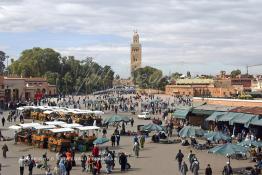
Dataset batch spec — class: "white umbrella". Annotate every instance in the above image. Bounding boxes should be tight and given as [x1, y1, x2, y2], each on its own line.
[9, 125, 22, 130]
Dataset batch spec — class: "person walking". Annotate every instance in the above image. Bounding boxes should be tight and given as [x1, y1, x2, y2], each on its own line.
[92, 145, 99, 157]
[119, 152, 127, 172]
[205, 164, 212, 175]
[180, 161, 188, 175]
[133, 142, 140, 158]
[87, 155, 93, 173]
[2, 144, 8, 158]
[130, 118, 134, 127]
[14, 131, 18, 144]
[80, 153, 87, 172]
[102, 128, 107, 138]
[188, 150, 194, 171]
[140, 135, 145, 148]
[28, 155, 35, 175]
[111, 134, 116, 147]
[65, 159, 72, 175]
[175, 149, 184, 171]
[18, 156, 25, 175]
[105, 153, 113, 174]
[192, 158, 200, 175]
[59, 159, 66, 175]
[1, 117, 5, 127]
[116, 134, 120, 146]
[222, 162, 233, 175]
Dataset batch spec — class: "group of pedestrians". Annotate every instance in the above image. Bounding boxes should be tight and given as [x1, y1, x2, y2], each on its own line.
[18, 154, 38, 175]
[175, 149, 210, 175]
[175, 149, 237, 175]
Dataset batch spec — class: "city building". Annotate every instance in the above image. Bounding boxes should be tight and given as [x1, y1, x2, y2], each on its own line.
[130, 31, 142, 77]
[215, 71, 253, 91]
[4, 76, 57, 102]
[165, 78, 237, 97]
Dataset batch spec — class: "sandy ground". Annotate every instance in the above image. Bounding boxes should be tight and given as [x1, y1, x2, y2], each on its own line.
[0, 110, 256, 175]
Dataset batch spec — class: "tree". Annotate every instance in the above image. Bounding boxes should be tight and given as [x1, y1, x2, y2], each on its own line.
[186, 71, 191, 78]
[115, 74, 120, 80]
[230, 69, 241, 78]
[157, 76, 169, 90]
[45, 71, 59, 85]
[7, 47, 115, 95]
[171, 72, 182, 80]
[0, 51, 6, 75]
[133, 66, 163, 89]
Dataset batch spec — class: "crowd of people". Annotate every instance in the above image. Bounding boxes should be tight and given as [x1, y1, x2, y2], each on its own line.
[0, 93, 261, 175]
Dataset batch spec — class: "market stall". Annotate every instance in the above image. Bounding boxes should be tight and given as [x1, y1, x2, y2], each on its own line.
[48, 128, 75, 152]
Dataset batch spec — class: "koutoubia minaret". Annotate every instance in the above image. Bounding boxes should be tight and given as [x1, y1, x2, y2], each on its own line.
[130, 31, 142, 77]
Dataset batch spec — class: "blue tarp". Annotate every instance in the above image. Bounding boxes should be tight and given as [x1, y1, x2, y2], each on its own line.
[205, 112, 227, 121]
[173, 108, 191, 119]
[229, 113, 257, 127]
[250, 117, 262, 126]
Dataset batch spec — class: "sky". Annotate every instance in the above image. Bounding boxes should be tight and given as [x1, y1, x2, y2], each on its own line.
[0, 0, 262, 78]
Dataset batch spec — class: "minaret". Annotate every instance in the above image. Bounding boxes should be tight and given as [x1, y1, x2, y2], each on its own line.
[130, 31, 142, 77]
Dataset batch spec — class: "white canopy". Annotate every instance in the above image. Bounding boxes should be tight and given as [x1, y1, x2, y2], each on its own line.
[19, 123, 41, 128]
[43, 110, 54, 114]
[9, 125, 22, 130]
[92, 110, 104, 115]
[44, 121, 66, 125]
[16, 107, 24, 111]
[33, 125, 56, 130]
[49, 128, 74, 133]
[76, 126, 100, 131]
[59, 123, 83, 128]
[23, 106, 37, 110]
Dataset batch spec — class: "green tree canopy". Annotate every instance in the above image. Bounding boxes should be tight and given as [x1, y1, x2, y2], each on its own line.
[133, 66, 168, 90]
[8, 47, 114, 95]
[230, 69, 241, 78]
[0, 51, 6, 75]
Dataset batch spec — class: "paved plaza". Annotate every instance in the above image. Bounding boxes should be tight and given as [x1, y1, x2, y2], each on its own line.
[0, 109, 256, 175]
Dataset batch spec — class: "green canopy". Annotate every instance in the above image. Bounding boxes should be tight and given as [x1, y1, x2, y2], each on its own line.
[205, 112, 226, 121]
[229, 113, 257, 127]
[141, 123, 165, 132]
[191, 109, 214, 116]
[237, 140, 262, 148]
[217, 112, 238, 122]
[173, 108, 191, 119]
[179, 126, 205, 138]
[204, 131, 231, 142]
[250, 117, 262, 126]
[208, 143, 248, 156]
[103, 115, 130, 124]
[93, 137, 110, 145]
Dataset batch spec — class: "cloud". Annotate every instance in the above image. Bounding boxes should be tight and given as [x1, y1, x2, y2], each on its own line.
[1, 0, 262, 77]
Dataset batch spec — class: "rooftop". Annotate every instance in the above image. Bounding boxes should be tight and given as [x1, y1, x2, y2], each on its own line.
[229, 106, 262, 115]
[194, 104, 236, 112]
[176, 79, 214, 85]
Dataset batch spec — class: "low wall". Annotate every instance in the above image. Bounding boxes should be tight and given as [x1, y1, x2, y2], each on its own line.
[193, 97, 262, 107]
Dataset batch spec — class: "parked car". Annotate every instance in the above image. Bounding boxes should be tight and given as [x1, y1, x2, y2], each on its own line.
[138, 112, 151, 120]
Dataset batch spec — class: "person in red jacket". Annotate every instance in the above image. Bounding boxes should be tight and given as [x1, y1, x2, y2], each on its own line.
[92, 145, 99, 157]
[96, 158, 102, 174]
